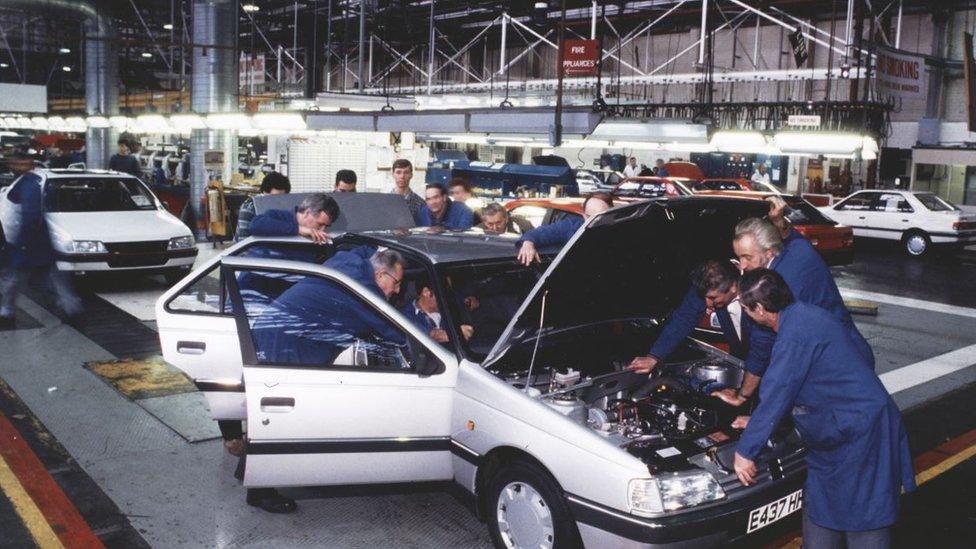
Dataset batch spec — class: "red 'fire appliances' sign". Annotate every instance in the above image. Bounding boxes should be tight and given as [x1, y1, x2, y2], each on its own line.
[562, 39, 599, 77]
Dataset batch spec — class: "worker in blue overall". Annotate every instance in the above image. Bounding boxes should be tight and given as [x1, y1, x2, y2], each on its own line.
[416, 184, 474, 230]
[628, 260, 774, 403]
[515, 192, 613, 266]
[733, 269, 914, 549]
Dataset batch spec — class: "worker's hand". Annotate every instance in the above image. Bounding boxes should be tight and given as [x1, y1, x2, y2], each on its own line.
[711, 388, 748, 407]
[464, 296, 480, 311]
[731, 415, 751, 430]
[517, 241, 541, 266]
[299, 226, 329, 244]
[460, 324, 475, 340]
[627, 356, 659, 375]
[734, 452, 757, 486]
[430, 329, 450, 343]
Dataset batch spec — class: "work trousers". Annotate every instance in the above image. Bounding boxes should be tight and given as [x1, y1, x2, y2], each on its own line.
[803, 509, 891, 549]
[0, 266, 82, 318]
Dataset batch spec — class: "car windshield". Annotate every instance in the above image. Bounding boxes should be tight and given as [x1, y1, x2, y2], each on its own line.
[45, 177, 158, 212]
[914, 192, 957, 211]
[441, 259, 551, 361]
[615, 180, 671, 198]
[695, 180, 744, 191]
[784, 197, 835, 225]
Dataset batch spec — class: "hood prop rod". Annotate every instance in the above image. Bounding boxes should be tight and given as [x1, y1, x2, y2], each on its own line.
[524, 290, 549, 395]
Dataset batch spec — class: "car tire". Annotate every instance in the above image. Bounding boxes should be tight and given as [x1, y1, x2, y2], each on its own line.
[902, 230, 931, 257]
[164, 268, 189, 285]
[486, 459, 581, 549]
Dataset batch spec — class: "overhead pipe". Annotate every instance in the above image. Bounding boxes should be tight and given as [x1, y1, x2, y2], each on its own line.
[0, 0, 118, 169]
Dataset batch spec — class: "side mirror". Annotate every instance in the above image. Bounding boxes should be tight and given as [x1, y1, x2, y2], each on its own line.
[408, 336, 445, 376]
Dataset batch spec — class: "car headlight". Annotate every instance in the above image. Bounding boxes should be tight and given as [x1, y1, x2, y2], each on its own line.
[168, 236, 195, 250]
[629, 472, 726, 516]
[67, 240, 107, 254]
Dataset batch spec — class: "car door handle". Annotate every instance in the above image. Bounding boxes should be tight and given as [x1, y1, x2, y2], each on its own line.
[260, 397, 295, 413]
[857, 216, 866, 220]
[177, 341, 206, 355]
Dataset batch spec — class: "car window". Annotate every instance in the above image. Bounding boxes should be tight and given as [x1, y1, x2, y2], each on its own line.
[835, 193, 876, 211]
[875, 193, 913, 213]
[784, 197, 836, 225]
[44, 177, 158, 212]
[233, 268, 414, 371]
[914, 193, 957, 212]
[508, 205, 548, 229]
[548, 209, 581, 224]
[166, 263, 225, 314]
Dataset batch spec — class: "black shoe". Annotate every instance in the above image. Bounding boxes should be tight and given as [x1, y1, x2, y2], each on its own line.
[246, 490, 296, 514]
[0, 316, 15, 329]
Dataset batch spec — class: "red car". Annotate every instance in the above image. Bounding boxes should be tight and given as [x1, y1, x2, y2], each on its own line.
[612, 176, 692, 200]
[692, 190, 854, 266]
[504, 197, 587, 231]
[692, 178, 783, 194]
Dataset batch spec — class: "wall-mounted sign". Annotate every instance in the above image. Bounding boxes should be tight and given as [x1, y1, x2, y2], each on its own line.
[562, 39, 599, 77]
[787, 114, 822, 127]
[788, 29, 808, 67]
[875, 46, 926, 101]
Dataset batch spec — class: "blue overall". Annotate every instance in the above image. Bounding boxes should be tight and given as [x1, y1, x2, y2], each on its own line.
[417, 200, 474, 230]
[516, 217, 584, 249]
[737, 302, 915, 531]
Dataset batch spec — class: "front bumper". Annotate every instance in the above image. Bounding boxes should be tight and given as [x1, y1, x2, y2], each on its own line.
[56, 248, 197, 272]
[567, 472, 805, 547]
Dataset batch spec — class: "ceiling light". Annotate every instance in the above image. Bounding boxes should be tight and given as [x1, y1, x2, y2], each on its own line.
[59, 47, 71, 54]
[242, 3, 260, 12]
[0, 63, 8, 68]
[170, 113, 206, 131]
[534, 2, 548, 8]
[774, 131, 864, 155]
[710, 131, 769, 153]
[30, 116, 49, 130]
[840, 63, 851, 79]
[664, 142, 717, 153]
[163, 23, 174, 30]
[141, 52, 153, 59]
[64, 117, 87, 131]
[136, 114, 171, 133]
[86, 116, 111, 128]
[205, 113, 252, 130]
[109, 115, 131, 130]
[61, 66, 71, 72]
[591, 120, 710, 144]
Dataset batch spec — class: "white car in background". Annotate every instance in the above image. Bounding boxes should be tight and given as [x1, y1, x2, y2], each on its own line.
[818, 189, 976, 256]
[0, 169, 197, 282]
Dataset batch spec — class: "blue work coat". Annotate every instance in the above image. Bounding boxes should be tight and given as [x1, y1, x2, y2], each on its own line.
[400, 300, 438, 333]
[648, 288, 775, 375]
[516, 217, 584, 249]
[252, 246, 406, 366]
[737, 302, 914, 531]
[247, 207, 318, 263]
[417, 200, 474, 230]
[770, 229, 874, 371]
[2, 173, 55, 269]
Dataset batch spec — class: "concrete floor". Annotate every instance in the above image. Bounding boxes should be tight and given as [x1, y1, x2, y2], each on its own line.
[1, 242, 975, 547]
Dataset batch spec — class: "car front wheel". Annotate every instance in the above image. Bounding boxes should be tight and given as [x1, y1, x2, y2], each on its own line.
[486, 460, 581, 549]
[902, 230, 931, 257]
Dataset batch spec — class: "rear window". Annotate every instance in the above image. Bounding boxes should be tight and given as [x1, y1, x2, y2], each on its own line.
[695, 181, 744, 191]
[615, 180, 674, 198]
[914, 193, 957, 212]
[44, 177, 158, 212]
[785, 197, 835, 226]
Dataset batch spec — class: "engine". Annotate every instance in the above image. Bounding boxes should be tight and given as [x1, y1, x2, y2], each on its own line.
[532, 361, 746, 470]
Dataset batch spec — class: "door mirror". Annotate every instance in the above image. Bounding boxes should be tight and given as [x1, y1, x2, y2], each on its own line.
[408, 335, 445, 376]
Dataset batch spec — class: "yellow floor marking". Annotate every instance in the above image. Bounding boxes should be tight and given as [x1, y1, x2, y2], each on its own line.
[915, 443, 976, 486]
[0, 454, 65, 549]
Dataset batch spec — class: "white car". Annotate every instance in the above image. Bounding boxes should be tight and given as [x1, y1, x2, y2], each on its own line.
[157, 195, 806, 547]
[817, 189, 976, 256]
[0, 169, 197, 281]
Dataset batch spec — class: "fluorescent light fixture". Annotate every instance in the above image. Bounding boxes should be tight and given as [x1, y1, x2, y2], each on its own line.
[591, 120, 710, 144]
[774, 131, 864, 155]
[30, 116, 48, 129]
[59, 47, 71, 54]
[86, 116, 111, 128]
[0, 63, 8, 68]
[710, 131, 768, 153]
[861, 148, 877, 161]
[65, 117, 86, 131]
[252, 112, 306, 131]
[170, 113, 206, 131]
[61, 66, 72, 72]
[141, 52, 153, 59]
[5, 117, 27, 128]
[163, 23, 174, 30]
[534, 2, 548, 8]
[205, 113, 252, 130]
[136, 114, 171, 132]
[110, 115, 130, 130]
[242, 3, 260, 12]
[663, 141, 717, 153]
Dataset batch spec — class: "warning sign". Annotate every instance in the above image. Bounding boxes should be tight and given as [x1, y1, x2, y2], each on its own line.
[562, 39, 599, 77]
[875, 46, 926, 101]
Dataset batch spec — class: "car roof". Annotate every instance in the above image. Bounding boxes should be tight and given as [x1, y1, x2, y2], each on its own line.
[353, 227, 535, 264]
[36, 168, 136, 178]
[694, 190, 803, 201]
[504, 197, 585, 213]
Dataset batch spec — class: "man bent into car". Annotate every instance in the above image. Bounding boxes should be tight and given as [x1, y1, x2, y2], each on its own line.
[516, 192, 613, 266]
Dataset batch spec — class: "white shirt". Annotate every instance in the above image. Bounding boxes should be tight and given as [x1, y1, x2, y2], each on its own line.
[751, 170, 771, 185]
[414, 301, 441, 329]
[726, 298, 743, 340]
[623, 165, 640, 178]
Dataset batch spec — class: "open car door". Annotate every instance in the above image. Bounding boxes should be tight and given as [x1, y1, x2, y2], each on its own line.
[222, 256, 459, 488]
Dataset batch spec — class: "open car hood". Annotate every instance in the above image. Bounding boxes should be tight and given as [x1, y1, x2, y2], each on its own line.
[483, 196, 770, 368]
[254, 192, 416, 233]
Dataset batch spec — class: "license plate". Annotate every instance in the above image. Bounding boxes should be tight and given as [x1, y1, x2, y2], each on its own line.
[746, 489, 803, 534]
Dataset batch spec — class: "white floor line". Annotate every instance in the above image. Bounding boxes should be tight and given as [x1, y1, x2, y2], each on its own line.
[839, 287, 976, 319]
[882, 343, 976, 394]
